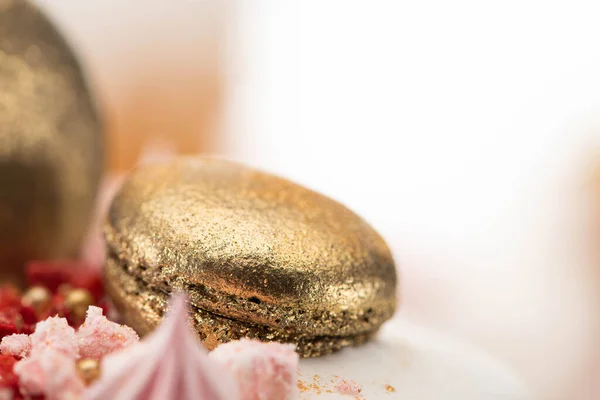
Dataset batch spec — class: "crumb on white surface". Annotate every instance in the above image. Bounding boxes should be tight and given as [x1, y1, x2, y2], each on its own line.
[334, 377, 363, 396]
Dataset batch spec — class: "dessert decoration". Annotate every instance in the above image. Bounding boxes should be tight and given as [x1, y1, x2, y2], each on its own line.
[84, 294, 239, 400]
[26, 261, 104, 305]
[0, 285, 37, 338]
[105, 157, 397, 357]
[21, 286, 52, 317]
[30, 316, 78, 359]
[0, 355, 19, 398]
[21, 261, 107, 328]
[0, 261, 137, 398]
[334, 377, 363, 396]
[1, 307, 137, 399]
[76, 307, 138, 360]
[64, 289, 95, 325]
[76, 358, 101, 386]
[209, 339, 299, 400]
[0, 334, 31, 359]
[0, 271, 308, 400]
[14, 314, 83, 399]
[0, 0, 104, 285]
[15, 348, 85, 400]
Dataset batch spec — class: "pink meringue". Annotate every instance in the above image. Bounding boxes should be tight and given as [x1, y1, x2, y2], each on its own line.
[76, 306, 139, 359]
[0, 334, 32, 358]
[15, 348, 85, 400]
[30, 316, 78, 359]
[14, 317, 83, 399]
[209, 339, 299, 400]
[84, 294, 240, 400]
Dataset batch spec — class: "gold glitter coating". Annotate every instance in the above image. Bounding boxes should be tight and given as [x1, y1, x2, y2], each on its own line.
[105, 157, 397, 357]
[0, 0, 103, 282]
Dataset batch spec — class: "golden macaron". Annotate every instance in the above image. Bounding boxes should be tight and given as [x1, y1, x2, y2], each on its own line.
[105, 157, 397, 357]
[0, 0, 104, 283]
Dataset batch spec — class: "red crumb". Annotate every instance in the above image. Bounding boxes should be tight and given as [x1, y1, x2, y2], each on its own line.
[19, 306, 37, 326]
[385, 384, 396, 392]
[0, 354, 19, 394]
[26, 261, 104, 301]
[334, 377, 363, 396]
[0, 308, 33, 338]
[0, 287, 21, 310]
[26, 262, 72, 293]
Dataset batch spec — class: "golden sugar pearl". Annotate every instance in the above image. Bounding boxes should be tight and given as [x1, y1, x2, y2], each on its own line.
[21, 286, 52, 315]
[64, 288, 94, 321]
[76, 358, 101, 385]
[57, 283, 74, 296]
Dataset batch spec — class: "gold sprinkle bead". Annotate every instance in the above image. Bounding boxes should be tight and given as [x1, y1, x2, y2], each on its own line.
[21, 286, 52, 316]
[64, 288, 94, 322]
[76, 358, 101, 385]
[57, 283, 74, 296]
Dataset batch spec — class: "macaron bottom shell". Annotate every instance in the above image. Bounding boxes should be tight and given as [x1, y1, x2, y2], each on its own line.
[104, 257, 378, 358]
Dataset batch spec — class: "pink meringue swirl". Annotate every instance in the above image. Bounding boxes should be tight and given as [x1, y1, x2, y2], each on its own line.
[84, 294, 239, 400]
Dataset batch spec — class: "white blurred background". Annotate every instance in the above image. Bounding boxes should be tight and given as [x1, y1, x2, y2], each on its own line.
[38, 1, 600, 399]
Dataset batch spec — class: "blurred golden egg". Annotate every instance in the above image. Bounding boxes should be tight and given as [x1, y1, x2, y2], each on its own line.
[0, 0, 104, 284]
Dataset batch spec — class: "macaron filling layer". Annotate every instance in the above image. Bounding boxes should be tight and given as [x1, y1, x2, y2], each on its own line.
[104, 255, 381, 357]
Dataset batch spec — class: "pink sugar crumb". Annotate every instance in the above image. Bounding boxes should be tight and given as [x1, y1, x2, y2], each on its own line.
[30, 316, 78, 360]
[209, 339, 299, 400]
[0, 334, 32, 358]
[76, 306, 139, 360]
[334, 377, 363, 396]
[14, 348, 84, 400]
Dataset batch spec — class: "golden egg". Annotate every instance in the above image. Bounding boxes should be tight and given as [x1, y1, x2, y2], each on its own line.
[0, 0, 104, 285]
[105, 157, 397, 357]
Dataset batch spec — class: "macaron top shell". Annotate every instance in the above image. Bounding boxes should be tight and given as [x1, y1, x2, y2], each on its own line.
[106, 158, 397, 337]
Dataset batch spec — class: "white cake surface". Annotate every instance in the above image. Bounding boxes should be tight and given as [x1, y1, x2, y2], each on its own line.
[299, 317, 531, 400]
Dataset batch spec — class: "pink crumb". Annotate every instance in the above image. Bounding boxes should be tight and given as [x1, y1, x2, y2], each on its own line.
[30, 316, 78, 360]
[14, 348, 85, 400]
[76, 306, 139, 360]
[0, 334, 32, 359]
[334, 377, 363, 396]
[209, 339, 299, 400]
